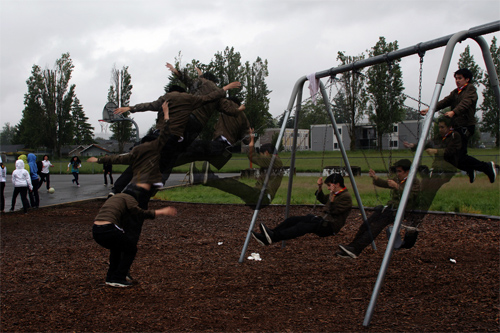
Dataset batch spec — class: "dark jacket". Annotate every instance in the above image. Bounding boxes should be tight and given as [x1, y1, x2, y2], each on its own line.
[130, 89, 225, 136]
[436, 84, 477, 128]
[97, 121, 170, 185]
[373, 176, 420, 211]
[213, 103, 250, 146]
[316, 189, 352, 234]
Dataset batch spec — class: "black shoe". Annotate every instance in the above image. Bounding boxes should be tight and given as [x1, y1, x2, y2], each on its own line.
[486, 161, 497, 183]
[338, 245, 358, 259]
[260, 223, 274, 245]
[467, 170, 476, 183]
[251, 231, 269, 246]
[105, 279, 133, 288]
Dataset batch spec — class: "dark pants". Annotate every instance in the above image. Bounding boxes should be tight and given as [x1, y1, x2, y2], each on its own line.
[455, 126, 491, 174]
[72, 172, 79, 185]
[204, 177, 272, 207]
[0, 182, 5, 212]
[11, 187, 30, 213]
[272, 214, 334, 241]
[29, 178, 40, 208]
[93, 224, 138, 282]
[348, 208, 394, 255]
[39, 173, 50, 190]
[104, 172, 113, 185]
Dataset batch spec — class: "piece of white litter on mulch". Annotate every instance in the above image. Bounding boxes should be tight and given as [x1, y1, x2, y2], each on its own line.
[247, 253, 262, 261]
[449, 258, 456, 264]
[218, 242, 223, 245]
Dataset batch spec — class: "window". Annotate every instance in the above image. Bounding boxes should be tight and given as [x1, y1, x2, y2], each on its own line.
[390, 140, 398, 148]
[393, 125, 398, 133]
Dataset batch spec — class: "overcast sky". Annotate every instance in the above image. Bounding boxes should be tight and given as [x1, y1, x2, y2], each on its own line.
[1, 0, 499, 139]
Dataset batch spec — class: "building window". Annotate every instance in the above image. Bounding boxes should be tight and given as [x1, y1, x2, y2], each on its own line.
[390, 140, 398, 148]
[334, 143, 338, 149]
[393, 125, 398, 133]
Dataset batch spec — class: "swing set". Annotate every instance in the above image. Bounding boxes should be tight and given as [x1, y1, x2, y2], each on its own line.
[238, 20, 500, 327]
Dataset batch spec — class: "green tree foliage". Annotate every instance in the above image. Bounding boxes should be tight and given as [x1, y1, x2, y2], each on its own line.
[336, 51, 368, 151]
[480, 37, 500, 147]
[366, 37, 406, 151]
[242, 57, 272, 135]
[0, 123, 16, 145]
[458, 45, 483, 86]
[108, 65, 134, 153]
[16, 53, 76, 156]
[71, 97, 94, 145]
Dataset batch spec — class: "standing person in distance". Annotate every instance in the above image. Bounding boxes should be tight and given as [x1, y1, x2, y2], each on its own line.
[0, 157, 6, 213]
[103, 155, 113, 187]
[27, 153, 40, 209]
[67, 156, 82, 187]
[10, 159, 32, 214]
[39, 155, 54, 191]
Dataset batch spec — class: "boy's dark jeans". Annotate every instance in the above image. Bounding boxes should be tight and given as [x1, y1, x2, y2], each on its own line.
[93, 224, 137, 282]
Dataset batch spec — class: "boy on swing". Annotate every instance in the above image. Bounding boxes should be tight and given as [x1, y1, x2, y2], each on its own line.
[252, 173, 352, 245]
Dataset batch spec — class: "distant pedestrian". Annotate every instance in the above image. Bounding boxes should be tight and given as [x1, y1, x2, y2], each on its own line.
[0, 157, 6, 213]
[38, 155, 54, 191]
[27, 153, 40, 208]
[67, 156, 81, 187]
[10, 159, 32, 214]
[103, 155, 113, 186]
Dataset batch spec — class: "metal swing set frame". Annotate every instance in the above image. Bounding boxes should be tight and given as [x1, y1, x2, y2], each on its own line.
[238, 20, 500, 327]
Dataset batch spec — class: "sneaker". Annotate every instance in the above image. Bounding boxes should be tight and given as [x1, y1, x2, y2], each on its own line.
[467, 170, 476, 183]
[77, 184, 80, 188]
[189, 162, 195, 185]
[105, 279, 133, 288]
[486, 161, 497, 183]
[338, 244, 358, 259]
[251, 231, 269, 246]
[335, 248, 352, 259]
[104, 184, 107, 186]
[107, 192, 115, 199]
[260, 223, 274, 245]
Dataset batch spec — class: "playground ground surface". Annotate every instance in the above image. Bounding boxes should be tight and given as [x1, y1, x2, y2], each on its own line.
[1, 200, 498, 332]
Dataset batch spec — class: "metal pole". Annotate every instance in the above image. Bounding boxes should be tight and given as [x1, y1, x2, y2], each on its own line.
[363, 29, 469, 327]
[318, 81, 376, 250]
[473, 35, 500, 110]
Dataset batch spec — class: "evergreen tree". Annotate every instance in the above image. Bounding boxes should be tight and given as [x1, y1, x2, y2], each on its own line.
[336, 51, 368, 151]
[480, 37, 500, 147]
[0, 123, 17, 145]
[458, 45, 483, 86]
[242, 57, 272, 136]
[108, 65, 134, 153]
[366, 37, 406, 151]
[16, 53, 76, 156]
[71, 97, 94, 145]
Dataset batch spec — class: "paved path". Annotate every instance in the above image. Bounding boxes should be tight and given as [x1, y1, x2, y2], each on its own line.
[4, 172, 239, 211]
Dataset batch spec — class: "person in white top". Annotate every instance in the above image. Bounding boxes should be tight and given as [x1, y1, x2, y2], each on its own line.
[39, 155, 54, 191]
[0, 156, 7, 213]
[10, 159, 33, 214]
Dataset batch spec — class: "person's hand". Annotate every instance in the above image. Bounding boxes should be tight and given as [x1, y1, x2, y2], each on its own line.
[114, 107, 131, 115]
[444, 110, 455, 118]
[238, 104, 246, 111]
[162, 101, 170, 120]
[195, 67, 202, 76]
[223, 81, 242, 91]
[368, 169, 377, 179]
[156, 206, 177, 217]
[425, 148, 438, 155]
[317, 177, 323, 187]
[420, 108, 429, 116]
[166, 62, 174, 71]
[249, 128, 255, 146]
[87, 157, 98, 163]
[387, 180, 398, 189]
[403, 141, 415, 149]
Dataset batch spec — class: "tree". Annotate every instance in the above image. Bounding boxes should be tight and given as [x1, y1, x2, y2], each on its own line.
[336, 51, 368, 151]
[458, 45, 483, 86]
[242, 57, 272, 136]
[0, 123, 16, 145]
[366, 37, 406, 151]
[71, 97, 94, 145]
[16, 53, 76, 156]
[108, 65, 134, 153]
[480, 37, 500, 147]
